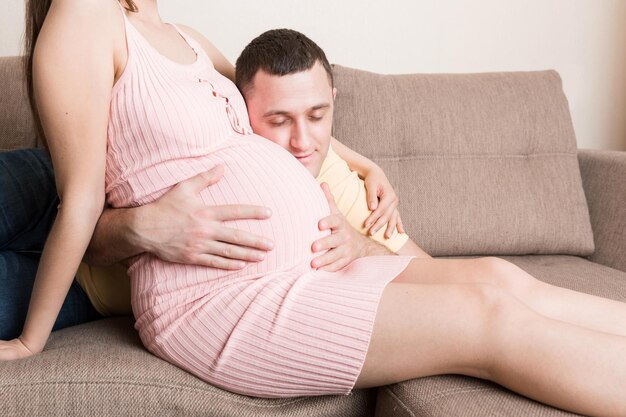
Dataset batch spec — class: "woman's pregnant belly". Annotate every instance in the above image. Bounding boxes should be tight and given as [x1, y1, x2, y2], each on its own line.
[196, 135, 331, 277]
[129, 134, 331, 332]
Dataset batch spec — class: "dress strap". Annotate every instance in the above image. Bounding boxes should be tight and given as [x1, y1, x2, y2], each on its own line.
[169, 24, 200, 55]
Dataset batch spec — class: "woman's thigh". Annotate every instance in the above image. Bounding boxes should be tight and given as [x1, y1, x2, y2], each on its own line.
[354, 258, 540, 389]
[393, 256, 536, 294]
[354, 281, 493, 388]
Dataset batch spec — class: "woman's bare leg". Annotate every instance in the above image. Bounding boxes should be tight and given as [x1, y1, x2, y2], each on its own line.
[355, 271, 626, 416]
[394, 257, 626, 336]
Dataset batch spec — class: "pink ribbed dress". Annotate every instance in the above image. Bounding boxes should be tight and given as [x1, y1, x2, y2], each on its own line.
[106, 5, 413, 398]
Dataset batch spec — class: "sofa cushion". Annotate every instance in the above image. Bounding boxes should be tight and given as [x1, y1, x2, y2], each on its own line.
[375, 375, 578, 417]
[376, 255, 626, 417]
[0, 56, 37, 151]
[0, 317, 376, 417]
[331, 65, 594, 257]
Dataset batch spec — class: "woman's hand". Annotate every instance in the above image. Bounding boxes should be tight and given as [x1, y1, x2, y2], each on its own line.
[311, 183, 381, 271]
[137, 165, 274, 270]
[362, 165, 405, 238]
[0, 337, 36, 361]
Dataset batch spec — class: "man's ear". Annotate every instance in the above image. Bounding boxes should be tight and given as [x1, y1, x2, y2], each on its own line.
[332, 87, 337, 100]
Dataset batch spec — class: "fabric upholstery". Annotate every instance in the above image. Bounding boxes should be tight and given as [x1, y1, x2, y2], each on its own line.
[0, 317, 376, 417]
[376, 376, 582, 417]
[0, 56, 37, 150]
[2, 55, 625, 416]
[376, 254, 626, 417]
[331, 65, 595, 257]
[579, 149, 626, 273]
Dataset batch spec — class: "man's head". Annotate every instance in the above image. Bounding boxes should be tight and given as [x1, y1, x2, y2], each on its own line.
[236, 29, 336, 177]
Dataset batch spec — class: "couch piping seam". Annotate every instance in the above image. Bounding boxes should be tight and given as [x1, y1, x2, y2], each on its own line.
[381, 386, 415, 417]
[421, 386, 496, 402]
[0, 380, 319, 408]
[372, 153, 577, 162]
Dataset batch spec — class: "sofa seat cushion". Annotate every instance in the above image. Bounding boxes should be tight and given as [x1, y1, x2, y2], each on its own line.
[0, 317, 376, 417]
[501, 255, 626, 301]
[376, 375, 580, 417]
[331, 65, 594, 257]
[376, 255, 626, 417]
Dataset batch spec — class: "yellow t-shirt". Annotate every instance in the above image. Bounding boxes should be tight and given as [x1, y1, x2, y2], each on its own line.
[75, 144, 409, 316]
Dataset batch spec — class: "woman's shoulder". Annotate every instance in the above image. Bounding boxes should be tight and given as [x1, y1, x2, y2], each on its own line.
[39, 1, 127, 93]
[37, 0, 122, 59]
[174, 24, 235, 82]
[42, 0, 124, 52]
[49, 0, 122, 20]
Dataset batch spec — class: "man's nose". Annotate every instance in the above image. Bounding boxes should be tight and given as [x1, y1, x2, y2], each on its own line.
[290, 121, 312, 151]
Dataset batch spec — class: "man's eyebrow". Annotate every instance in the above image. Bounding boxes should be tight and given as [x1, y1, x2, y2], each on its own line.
[263, 110, 290, 117]
[262, 103, 331, 118]
[310, 104, 331, 111]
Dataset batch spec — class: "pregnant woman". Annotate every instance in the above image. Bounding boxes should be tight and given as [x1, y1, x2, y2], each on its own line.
[2, 1, 626, 415]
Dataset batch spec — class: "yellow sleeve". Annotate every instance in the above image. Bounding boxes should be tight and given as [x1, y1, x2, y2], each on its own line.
[316, 145, 409, 253]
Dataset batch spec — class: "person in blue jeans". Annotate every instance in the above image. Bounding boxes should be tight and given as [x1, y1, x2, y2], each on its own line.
[0, 149, 102, 339]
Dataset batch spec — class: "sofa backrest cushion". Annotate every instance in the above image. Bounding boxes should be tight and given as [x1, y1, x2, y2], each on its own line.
[0, 56, 38, 151]
[331, 65, 594, 256]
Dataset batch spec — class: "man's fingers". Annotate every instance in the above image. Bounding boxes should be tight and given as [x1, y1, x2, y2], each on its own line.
[203, 241, 267, 262]
[319, 258, 351, 272]
[311, 248, 344, 269]
[385, 210, 399, 239]
[367, 208, 390, 235]
[320, 183, 339, 214]
[364, 180, 379, 211]
[311, 232, 345, 253]
[211, 226, 274, 251]
[370, 204, 396, 236]
[397, 214, 406, 234]
[318, 214, 342, 232]
[210, 205, 272, 222]
[193, 254, 247, 270]
[363, 208, 381, 230]
[178, 165, 225, 193]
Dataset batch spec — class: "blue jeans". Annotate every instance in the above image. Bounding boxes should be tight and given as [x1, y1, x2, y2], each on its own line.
[0, 148, 103, 340]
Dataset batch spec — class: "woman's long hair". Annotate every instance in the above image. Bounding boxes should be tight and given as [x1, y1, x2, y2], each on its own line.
[23, 0, 138, 148]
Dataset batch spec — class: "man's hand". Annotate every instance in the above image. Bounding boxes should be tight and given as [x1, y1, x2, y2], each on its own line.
[311, 183, 392, 272]
[135, 165, 274, 270]
[362, 165, 405, 238]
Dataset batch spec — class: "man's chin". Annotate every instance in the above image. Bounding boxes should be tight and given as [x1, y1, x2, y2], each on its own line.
[309, 165, 322, 178]
[295, 156, 321, 178]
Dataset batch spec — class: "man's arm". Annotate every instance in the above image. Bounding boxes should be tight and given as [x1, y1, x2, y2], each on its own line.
[84, 205, 141, 266]
[330, 137, 403, 237]
[330, 137, 377, 177]
[85, 166, 274, 270]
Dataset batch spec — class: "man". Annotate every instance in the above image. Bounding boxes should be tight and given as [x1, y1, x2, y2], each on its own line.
[235, 29, 430, 263]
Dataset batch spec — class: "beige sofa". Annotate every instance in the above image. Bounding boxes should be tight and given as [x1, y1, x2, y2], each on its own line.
[1, 55, 625, 416]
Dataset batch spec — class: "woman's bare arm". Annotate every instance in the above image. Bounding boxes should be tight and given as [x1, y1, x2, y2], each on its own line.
[16, 0, 115, 354]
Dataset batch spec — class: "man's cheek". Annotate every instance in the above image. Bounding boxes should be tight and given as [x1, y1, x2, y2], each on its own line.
[258, 127, 289, 149]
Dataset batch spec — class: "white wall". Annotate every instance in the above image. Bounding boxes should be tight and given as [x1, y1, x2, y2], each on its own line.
[3, 0, 625, 150]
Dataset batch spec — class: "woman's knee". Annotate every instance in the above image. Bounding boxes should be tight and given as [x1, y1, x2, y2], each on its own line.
[475, 257, 540, 296]
[466, 282, 539, 375]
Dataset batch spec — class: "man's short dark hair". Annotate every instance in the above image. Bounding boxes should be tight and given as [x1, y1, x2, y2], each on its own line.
[235, 29, 333, 96]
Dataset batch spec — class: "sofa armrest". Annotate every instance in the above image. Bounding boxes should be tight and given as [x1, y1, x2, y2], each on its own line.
[578, 149, 626, 272]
